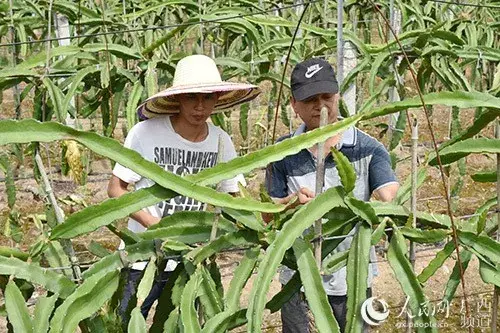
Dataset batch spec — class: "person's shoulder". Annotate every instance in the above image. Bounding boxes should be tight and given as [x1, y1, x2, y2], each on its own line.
[144, 116, 169, 127]
[133, 116, 166, 130]
[208, 122, 232, 140]
[131, 116, 170, 135]
[276, 133, 293, 143]
[354, 128, 385, 150]
[269, 134, 296, 166]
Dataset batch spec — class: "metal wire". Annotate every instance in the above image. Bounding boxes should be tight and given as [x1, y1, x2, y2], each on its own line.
[0, 169, 112, 182]
[44, 262, 96, 270]
[0, 0, 325, 49]
[320, 210, 497, 241]
[161, 246, 252, 262]
[218, 251, 467, 280]
[12, 0, 495, 52]
[39, 246, 255, 274]
[322, 226, 398, 241]
[427, 0, 500, 9]
[39, 227, 500, 273]
[371, 252, 444, 264]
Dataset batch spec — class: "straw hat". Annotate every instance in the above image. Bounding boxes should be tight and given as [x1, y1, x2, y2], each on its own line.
[137, 55, 261, 119]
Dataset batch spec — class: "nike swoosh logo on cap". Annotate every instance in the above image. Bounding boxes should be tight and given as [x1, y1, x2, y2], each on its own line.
[305, 66, 323, 78]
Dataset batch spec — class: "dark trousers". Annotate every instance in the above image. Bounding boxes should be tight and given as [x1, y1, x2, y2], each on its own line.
[118, 268, 171, 327]
[281, 287, 372, 333]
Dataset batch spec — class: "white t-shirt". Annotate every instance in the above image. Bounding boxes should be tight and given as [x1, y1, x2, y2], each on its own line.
[113, 115, 245, 269]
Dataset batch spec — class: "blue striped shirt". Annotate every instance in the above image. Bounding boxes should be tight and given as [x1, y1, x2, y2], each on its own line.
[265, 124, 398, 295]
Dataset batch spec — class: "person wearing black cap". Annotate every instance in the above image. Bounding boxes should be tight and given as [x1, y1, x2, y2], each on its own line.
[265, 58, 399, 332]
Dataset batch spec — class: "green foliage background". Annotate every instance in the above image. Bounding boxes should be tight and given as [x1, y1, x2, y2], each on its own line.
[0, 0, 499, 332]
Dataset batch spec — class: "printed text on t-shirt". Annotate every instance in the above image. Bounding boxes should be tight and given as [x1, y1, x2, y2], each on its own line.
[154, 146, 218, 216]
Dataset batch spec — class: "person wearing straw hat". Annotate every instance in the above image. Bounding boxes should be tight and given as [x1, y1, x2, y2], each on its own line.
[264, 58, 398, 332]
[107, 54, 260, 326]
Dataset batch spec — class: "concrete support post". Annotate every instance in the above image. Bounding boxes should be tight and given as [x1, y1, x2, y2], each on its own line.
[387, 0, 403, 142]
[54, 14, 77, 127]
[343, 42, 357, 116]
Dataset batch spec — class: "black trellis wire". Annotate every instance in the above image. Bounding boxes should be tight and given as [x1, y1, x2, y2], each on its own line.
[215, 251, 482, 279]
[0, 0, 325, 49]
[38, 224, 498, 274]
[320, 213, 498, 241]
[0, 175, 111, 184]
[1, 172, 493, 244]
[44, 261, 98, 271]
[24, 287, 496, 319]
[427, 0, 500, 9]
[1, 163, 496, 242]
[1, 0, 497, 50]
[41, 249, 445, 275]
[40, 246, 256, 274]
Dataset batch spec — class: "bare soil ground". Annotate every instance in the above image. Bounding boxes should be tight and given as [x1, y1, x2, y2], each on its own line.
[0, 88, 499, 332]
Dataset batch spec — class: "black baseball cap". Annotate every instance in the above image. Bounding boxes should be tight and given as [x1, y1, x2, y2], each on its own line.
[291, 58, 339, 101]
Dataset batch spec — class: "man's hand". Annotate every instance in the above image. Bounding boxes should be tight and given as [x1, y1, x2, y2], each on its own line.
[296, 187, 315, 205]
[107, 175, 161, 228]
[263, 187, 315, 223]
[274, 187, 315, 208]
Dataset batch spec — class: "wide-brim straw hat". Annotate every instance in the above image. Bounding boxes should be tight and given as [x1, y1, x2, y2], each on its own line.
[137, 54, 261, 119]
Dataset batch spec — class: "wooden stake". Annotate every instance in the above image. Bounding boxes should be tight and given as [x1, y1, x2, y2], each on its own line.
[407, 117, 418, 332]
[8, 0, 21, 120]
[210, 134, 224, 241]
[198, 0, 203, 51]
[336, 0, 344, 85]
[34, 153, 82, 281]
[492, 119, 499, 333]
[314, 107, 328, 267]
[387, 0, 402, 144]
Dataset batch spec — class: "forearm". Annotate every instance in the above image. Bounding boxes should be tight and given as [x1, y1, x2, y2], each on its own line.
[274, 193, 296, 206]
[373, 183, 399, 202]
[130, 210, 159, 228]
[107, 176, 160, 228]
[107, 181, 129, 198]
[262, 193, 299, 223]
